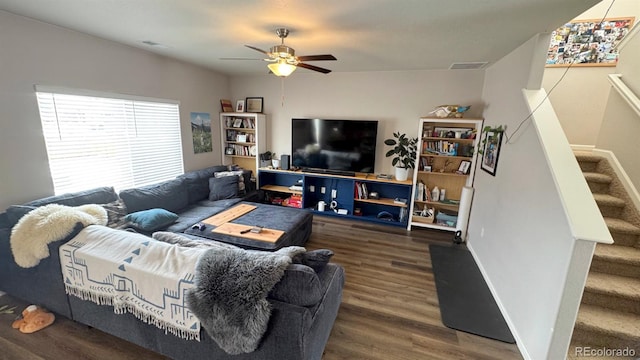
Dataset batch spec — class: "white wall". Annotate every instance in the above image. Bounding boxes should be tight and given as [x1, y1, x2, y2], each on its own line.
[469, 34, 583, 360]
[542, 0, 640, 145]
[0, 11, 229, 210]
[230, 70, 485, 174]
[596, 27, 640, 190]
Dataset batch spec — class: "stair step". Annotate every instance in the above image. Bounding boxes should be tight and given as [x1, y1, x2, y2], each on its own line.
[586, 272, 640, 300]
[575, 152, 605, 163]
[583, 172, 613, 194]
[594, 244, 640, 266]
[583, 172, 613, 184]
[592, 194, 626, 208]
[575, 153, 603, 173]
[592, 245, 640, 278]
[605, 218, 640, 235]
[583, 272, 640, 315]
[593, 194, 626, 218]
[573, 304, 640, 349]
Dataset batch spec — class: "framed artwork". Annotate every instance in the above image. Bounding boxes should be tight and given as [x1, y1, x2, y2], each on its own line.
[546, 17, 635, 67]
[245, 97, 264, 113]
[457, 160, 471, 175]
[235, 100, 245, 112]
[481, 131, 503, 176]
[190, 112, 212, 154]
[220, 99, 233, 112]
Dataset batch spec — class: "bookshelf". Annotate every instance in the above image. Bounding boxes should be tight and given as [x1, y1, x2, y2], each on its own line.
[408, 117, 483, 232]
[220, 112, 266, 183]
[258, 169, 413, 227]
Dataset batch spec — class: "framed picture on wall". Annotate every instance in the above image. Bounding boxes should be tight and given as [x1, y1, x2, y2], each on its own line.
[545, 17, 635, 67]
[480, 131, 503, 176]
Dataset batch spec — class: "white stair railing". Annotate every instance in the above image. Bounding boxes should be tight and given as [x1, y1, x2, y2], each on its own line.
[608, 74, 640, 118]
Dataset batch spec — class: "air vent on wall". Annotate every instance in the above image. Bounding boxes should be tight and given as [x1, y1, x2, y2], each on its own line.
[449, 62, 488, 70]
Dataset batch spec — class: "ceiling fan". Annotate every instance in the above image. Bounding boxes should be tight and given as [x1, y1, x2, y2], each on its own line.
[222, 28, 337, 76]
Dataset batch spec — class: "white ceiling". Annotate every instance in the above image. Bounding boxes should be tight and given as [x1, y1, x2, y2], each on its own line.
[0, 0, 600, 75]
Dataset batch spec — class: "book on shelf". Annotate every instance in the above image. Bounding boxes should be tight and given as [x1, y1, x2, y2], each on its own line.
[354, 182, 369, 199]
[393, 198, 407, 205]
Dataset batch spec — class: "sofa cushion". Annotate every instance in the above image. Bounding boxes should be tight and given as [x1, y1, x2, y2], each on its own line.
[179, 165, 230, 204]
[23, 187, 118, 208]
[119, 178, 188, 213]
[214, 170, 246, 195]
[293, 249, 334, 273]
[208, 176, 238, 201]
[269, 264, 323, 306]
[6, 205, 37, 228]
[100, 199, 128, 229]
[125, 208, 179, 232]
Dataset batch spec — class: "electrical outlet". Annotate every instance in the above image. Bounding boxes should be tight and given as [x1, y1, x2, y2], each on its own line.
[309, 185, 315, 192]
[480, 227, 485, 238]
[321, 187, 326, 194]
[331, 189, 337, 198]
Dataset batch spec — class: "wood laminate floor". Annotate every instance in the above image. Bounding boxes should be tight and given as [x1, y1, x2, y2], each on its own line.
[0, 216, 522, 360]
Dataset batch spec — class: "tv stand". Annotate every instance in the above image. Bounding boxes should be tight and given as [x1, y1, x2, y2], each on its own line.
[258, 168, 413, 227]
[303, 168, 356, 177]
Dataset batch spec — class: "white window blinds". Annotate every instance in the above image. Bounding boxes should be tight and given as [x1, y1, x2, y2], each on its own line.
[36, 89, 184, 194]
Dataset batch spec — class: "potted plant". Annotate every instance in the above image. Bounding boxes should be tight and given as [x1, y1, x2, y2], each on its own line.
[384, 132, 417, 181]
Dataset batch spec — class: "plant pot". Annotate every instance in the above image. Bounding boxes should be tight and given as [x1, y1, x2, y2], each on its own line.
[395, 167, 410, 181]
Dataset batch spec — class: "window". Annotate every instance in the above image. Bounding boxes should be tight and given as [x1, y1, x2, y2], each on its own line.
[36, 87, 184, 194]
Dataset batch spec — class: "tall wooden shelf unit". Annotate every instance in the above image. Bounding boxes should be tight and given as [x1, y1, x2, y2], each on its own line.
[408, 117, 483, 232]
[220, 112, 267, 184]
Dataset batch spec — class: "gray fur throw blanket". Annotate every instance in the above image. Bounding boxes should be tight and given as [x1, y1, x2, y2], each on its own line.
[10, 203, 107, 268]
[186, 246, 305, 355]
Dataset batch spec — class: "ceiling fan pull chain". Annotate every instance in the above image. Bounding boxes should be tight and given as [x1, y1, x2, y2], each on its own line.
[281, 77, 286, 107]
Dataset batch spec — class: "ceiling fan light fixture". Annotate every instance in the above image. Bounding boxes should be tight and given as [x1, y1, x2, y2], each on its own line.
[268, 61, 297, 77]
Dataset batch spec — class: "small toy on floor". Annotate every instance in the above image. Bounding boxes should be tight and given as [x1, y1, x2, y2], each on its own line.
[11, 305, 55, 333]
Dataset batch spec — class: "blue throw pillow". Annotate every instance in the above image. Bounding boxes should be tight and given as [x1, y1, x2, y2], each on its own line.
[209, 176, 239, 201]
[124, 208, 179, 232]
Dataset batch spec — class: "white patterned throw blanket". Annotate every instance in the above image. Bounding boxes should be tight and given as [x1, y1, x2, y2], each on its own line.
[59, 225, 203, 340]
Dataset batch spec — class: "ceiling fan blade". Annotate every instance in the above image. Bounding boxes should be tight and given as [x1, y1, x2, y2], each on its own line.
[219, 57, 265, 61]
[296, 54, 336, 61]
[297, 62, 332, 74]
[245, 45, 270, 55]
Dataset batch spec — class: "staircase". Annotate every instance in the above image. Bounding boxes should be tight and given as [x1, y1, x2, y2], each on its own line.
[571, 152, 640, 353]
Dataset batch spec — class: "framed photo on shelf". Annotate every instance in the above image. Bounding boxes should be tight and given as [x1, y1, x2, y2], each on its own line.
[225, 147, 235, 155]
[235, 100, 245, 112]
[457, 160, 471, 174]
[245, 97, 264, 113]
[232, 118, 243, 128]
[220, 99, 233, 112]
[480, 131, 503, 176]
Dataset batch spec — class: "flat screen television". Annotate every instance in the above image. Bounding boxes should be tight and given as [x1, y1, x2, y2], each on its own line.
[291, 118, 378, 174]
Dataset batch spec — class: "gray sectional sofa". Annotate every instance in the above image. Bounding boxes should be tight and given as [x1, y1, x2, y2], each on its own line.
[0, 165, 344, 360]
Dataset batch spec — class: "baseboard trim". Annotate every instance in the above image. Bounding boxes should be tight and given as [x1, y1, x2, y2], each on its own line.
[467, 243, 531, 360]
[592, 149, 640, 215]
[570, 144, 595, 152]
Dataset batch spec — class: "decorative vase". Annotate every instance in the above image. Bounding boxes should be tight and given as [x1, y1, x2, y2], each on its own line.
[395, 167, 409, 181]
